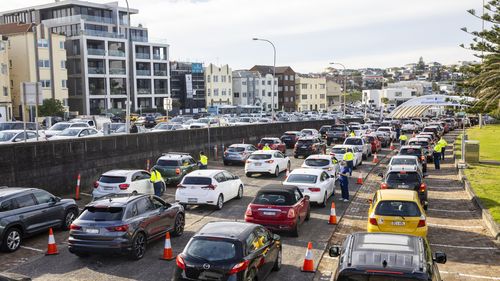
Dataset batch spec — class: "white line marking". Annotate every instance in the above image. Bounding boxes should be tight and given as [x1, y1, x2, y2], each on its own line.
[20, 245, 44, 253]
[440, 271, 500, 280]
[344, 214, 367, 220]
[427, 208, 475, 213]
[430, 243, 497, 250]
[80, 192, 92, 197]
[428, 223, 483, 229]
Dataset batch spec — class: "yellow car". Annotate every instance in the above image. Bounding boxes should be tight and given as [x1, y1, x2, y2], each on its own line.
[367, 189, 428, 237]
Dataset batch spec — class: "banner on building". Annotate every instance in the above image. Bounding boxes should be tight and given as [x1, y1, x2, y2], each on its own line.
[191, 63, 203, 74]
[185, 74, 193, 99]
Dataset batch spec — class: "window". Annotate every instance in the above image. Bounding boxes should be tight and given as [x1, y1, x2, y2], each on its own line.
[38, 60, 50, 68]
[320, 94, 325, 99]
[41, 80, 51, 88]
[302, 95, 307, 100]
[213, 75, 218, 82]
[242, 92, 247, 97]
[214, 172, 226, 183]
[262, 80, 265, 85]
[290, 85, 294, 91]
[33, 190, 53, 204]
[221, 75, 226, 83]
[301, 84, 307, 89]
[136, 198, 154, 214]
[0, 199, 17, 211]
[62, 80, 67, 88]
[261, 89, 265, 96]
[9, 60, 12, 68]
[59, 41, 65, 49]
[290, 75, 294, 81]
[395, 91, 402, 97]
[233, 92, 239, 98]
[222, 89, 226, 96]
[207, 75, 210, 83]
[3, 87, 7, 97]
[214, 89, 219, 96]
[37, 39, 48, 48]
[267, 80, 271, 85]
[284, 86, 288, 91]
[320, 84, 325, 89]
[284, 75, 289, 80]
[61, 60, 66, 69]
[268, 92, 271, 97]
[15, 194, 36, 208]
[242, 81, 246, 85]
[207, 89, 211, 96]
[1, 63, 7, 75]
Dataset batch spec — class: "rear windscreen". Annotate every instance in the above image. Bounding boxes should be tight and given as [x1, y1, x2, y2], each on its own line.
[253, 193, 294, 205]
[400, 148, 422, 157]
[297, 140, 314, 145]
[249, 154, 272, 160]
[157, 160, 180, 166]
[227, 147, 245, 152]
[259, 139, 275, 144]
[182, 177, 211, 185]
[345, 138, 363, 145]
[99, 176, 126, 184]
[375, 201, 421, 217]
[331, 148, 347, 154]
[186, 238, 236, 261]
[330, 126, 346, 131]
[79, 207, 124, 221]
[286, 174, 317, 184]
[387, 173, 420, 184]
[391, 158, 417, 166]
[304, 159, 330, 167]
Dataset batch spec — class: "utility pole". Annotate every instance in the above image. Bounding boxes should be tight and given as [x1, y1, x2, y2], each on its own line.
[330, 62, 347, 116]
[125, 0, 132, 134]
[252, 38, 276, 122]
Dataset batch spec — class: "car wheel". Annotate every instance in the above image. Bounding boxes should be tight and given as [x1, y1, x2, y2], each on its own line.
[272, 248, 282, 271]
[129, 232, 146, 260]
[319, 192, 327, 208]
[1, 227, 22, 252]
[62, 208, 78, 230]
[216, 194, 224, 210]
[223, 161, 228, 166]
[305, 206, 311, 221]
[291, 218, 300, 237]
[237, 185, 244, 199]
[246, 270, 257, 281]
[245, 172, 253, 178]
[74, 252, 90, 258]
[274, 166, 279, 177]
[172, 214, 185, 237]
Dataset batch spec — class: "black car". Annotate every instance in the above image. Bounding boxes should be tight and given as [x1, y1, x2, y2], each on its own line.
[174, 221, 281, 281]
[280, 131, 301, 148]
[319, 125, 331, 138]
[294, 137, 326, 158]
[0, 187, 78, 252]
[329, 232, 446, 281]
[399, 145, 427, 173]
[68, 194, 185, 259]
[326, 125, 350, 145]
[379, 166, 428, 209]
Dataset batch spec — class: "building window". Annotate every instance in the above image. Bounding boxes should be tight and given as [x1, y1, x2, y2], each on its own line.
[284, 75, 288, 80]
[213, 75, 218, 82]
[290, 75, 294, 81]
[268, 92, 271, 97]
[242, 92, 247, 97]
[233, 92, 239, 98]
[222, 89, 226, 96]
[3, 86, 7, 96]
[320, 94, 325, 99]
[274, 92, 277, 96]
[62, 80, 67, 88]
[242, 81, 246, 85]
[41, 80, 51, 88]
[267, 80, 271, 85]
[302, 95, 307, 100]
[284, 97, 289, 102]
[261, 89, 265, 96]
[59, 41, 65, 49]
[395, 91, 402, 97]
[301, 84, 307, 89]
[9, 60, 12, 68]
[214, 89, 219, 96]
[61, 60, 66, 69]
[262, 80, 265, 85]
[290, 96, 294, 102]
[0, 63, 7, 75]
[278, 86, 283, 91]
[284, 86, 288, 91]
[207, 89, 211, 96]
[207, 75, 210, 83]
[37, 39, 48, 48]
[320, 104, 325, 109]
[221, 75, 226, 83]
[38, 60, 50, 68]
[320, 84, 325, 89]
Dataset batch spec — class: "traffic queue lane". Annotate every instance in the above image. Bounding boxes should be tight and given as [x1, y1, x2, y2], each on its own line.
[0, 147, 388, 281]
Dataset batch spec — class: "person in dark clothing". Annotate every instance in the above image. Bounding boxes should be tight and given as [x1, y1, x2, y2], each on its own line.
[130, 123, 138, 133]
[338, 161, 350, 202]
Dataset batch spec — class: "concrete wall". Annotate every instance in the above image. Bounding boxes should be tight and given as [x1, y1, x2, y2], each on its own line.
[0, 120, 354, 196]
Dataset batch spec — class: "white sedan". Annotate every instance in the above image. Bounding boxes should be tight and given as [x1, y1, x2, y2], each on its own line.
[301, 154, 340, 178]
[175, 169, 244, 210]
[329, 145, 363, 168]
[245, 150, 291, 177]
[44, 122, 89, 138]
[50, 127, 101, 140]
[92, 169, 162, 199]
[343, 136, 372, 160]
[282, 168, 335, 207]
[0, 130, 42, 144]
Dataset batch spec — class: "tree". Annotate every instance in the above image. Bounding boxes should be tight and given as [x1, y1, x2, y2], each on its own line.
[416, 57, 426, 75]
[381, 97, 389, 105]
[38, 99, 65, 117]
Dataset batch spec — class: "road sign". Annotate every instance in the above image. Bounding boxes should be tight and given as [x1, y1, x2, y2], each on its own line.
[163, 98, 172, 111]
[21, 82, 43, 106]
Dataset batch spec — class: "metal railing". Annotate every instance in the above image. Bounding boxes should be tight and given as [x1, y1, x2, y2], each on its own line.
[136, 70, 151, 76]
[108, 49, 125, 57]
[81, 14, 114, 24]
[88, 48, 106, 56]
[84, 30, 125, 39]
[137, 89, 152, 94]
[136, 53, 150, 59]
[153, 54, 167, 60]
[154, 70, 168, 76]
[109, 68, 126, 75]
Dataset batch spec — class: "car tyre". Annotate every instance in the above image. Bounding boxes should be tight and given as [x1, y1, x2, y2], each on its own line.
[237, 185, 244, 199]
[1, 227, 22, 252]
[129, 232, 146, 260]
[245, 172, 253, 178]
[216, 194, 224, 210]
[246, 270, 257, 281]
[172, 213, 185, 237]
[61, 208, 78, 230]
[272, 249, 282, 271]
[274, 166, 279, 177]
[319, 192, 327, 208]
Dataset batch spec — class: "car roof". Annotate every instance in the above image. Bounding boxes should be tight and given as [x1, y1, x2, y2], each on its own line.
[86, 194, 146, 207]
[377, 189, 419, 201]
[252, 150, 280, 155]
[0, 187, 36, 197]
[298, 136, 317, 140]
[261, 137, 279, 140]
[305, 154, 331, 160]
[332, 145, 353, 149]
[0, 130, 31, 133]
[159, 153, 192, 160]
[391, 155, 418, 160]
[400, 145, 422, 150]
[377, 126, 392, 129]
[185, 169, 225, 177]
[196, 221, 258, 240]
[388, 165, 418, 172]
[284, 131, 300, 134]
[258, 184, 299, 194]
[229, 144, 253, 148]
[101, 170, 145, 177]
[289, 168, 323, 175]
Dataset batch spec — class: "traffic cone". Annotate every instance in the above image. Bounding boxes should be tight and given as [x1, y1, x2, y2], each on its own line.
[356, 175, 363, 185]
[412, 131, 416, 138]
[160, 232, 174, 260]
[46, 228, 59, 255]
[146, 159, 151, 171]
[328, 202, 337, 224]
[74, 173, 81, 201]
[301, 242, 315, 272]
[285, 168, 290, 178]
[372, 153, 379, 163]
[390, 142, 395, 150]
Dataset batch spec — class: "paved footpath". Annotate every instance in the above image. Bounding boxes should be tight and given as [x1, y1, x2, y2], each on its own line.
[314, 132, 500, 281]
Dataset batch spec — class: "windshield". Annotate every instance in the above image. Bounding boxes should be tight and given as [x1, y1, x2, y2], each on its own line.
[378, 128, 390, 132]
[375, 201, 421, 217]
[409, 141, 429, 147]
[304, 159, 330, 167]
[345, 138, 363, 145]
[301, 130, 313, 135]
[157, 160, 180, 166]
[49, 123, 71, 131]
[186, 238, 236, 262]
[59, 128, 80, 136]
[387, 172, 420, 185]
[79, 207, 123, 221]
[99, 176, 126, 183]
[391, 158, 417, 165]
[331, 148, 347, 154]
[400, 148, 422, 157]
[259, 139, 276, 144]
[227, 147, 245, 152]
[183, 177, 212, 185]
[249, 154, 272, 160]
[286, 174, 317, 184]
[197, 118, 210, 124]
[0, 132, 16, 141]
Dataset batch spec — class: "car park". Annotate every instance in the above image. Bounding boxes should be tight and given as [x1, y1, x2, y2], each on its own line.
[280, 131, 301, 148]
[68, 194, 185, 259]
[398, 145, 427, 173]
[174, 221, 281, 281]
[245, 184, 310, 236]
[92, 169, 162, 199]
[257, 137, 286, 153]
[153, 153, 199, 185]
[223, 144, 258, 165]
[44, 122, 90, 138]
[293, 136, 326, 158]
[245, 150, 290, 177]
[326, 125, 350, 145]
[301, 154, 340, 178]
[0, 130, 41, 144]
[49, 127, 101, 140]
[379, 165, 428, 209]
[0, 187, 78, 252]
[282, 168, 335, 207]
[175, 169, 243, 210]
[343, 136, 371, 160]
[330, 145, 363, 168]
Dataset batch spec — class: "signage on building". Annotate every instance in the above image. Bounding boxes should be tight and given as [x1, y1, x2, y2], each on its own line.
[20, 82, 43, 106]
[191, 63, 203, 74]
[185, 74, 193, 98]
[163, 98, 172, 111]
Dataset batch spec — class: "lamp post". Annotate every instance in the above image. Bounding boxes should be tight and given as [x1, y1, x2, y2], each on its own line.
[329, 62, 347, 116]
[124, 0, 131, 133]
[252, 38, 276, 121]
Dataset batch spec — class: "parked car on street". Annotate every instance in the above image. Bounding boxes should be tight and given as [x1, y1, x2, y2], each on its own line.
[223, 144, 257, 165]
[49, 127, 101, 140]
[0, 130, 41, 144]
[151, 123, 184, 132]
[44, 122, 90, 138]
[257, 137, 286, 153]
[153, 153, 199, 185]
[300, 128, 320, 138]
[245, 150, 290, 178]
[92, 169, 163, 199]
[293, 136, 326, 158]
[343, 136, 372, 160]
[282, 168, 335, 207]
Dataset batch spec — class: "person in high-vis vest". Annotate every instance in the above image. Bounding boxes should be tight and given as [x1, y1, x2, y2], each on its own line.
[199, 151, 208, 169]
[349, 130, 356, 137]
[343, 148, 354, 176]
[150, 168, 163, 197]
[262, 143, 271, 151]
[437, 137, 448, 160]
[433, 143, 442, 170]
[399, 134, 408, 146]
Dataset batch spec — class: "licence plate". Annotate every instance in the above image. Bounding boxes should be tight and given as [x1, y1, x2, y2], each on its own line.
[392, 221, 406, 226]
[188, 198, 197, 203]
[263, 211, 276, 216]
[398, 185, 410, 189]
[85, 228, 99, 234]
[255, 163, 262, 166]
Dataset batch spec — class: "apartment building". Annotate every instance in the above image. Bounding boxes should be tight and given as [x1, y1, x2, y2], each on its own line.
[205, 64, 232, 106]
[170, 61, 205, 114]
[0, 0, 170, 115]
[0, 38, 11, 121]
[363, 87, 417, 108]
[250, 65, 296, 111]
[295, 74, 327, 112]
[326, 79, 342, 109]
[0, 23, 68, 120]
[232, 70, 278, 111]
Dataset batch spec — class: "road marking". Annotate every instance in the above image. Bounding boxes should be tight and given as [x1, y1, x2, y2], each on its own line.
[427, 223, 483, 229]
[80, 192, 92, 197]
[427, 208, 475, 213]
[344, 214, 367, 220]
[440, 271, 500, 280]
[430, 243, 497, 250]
[20, 245, 44, 253]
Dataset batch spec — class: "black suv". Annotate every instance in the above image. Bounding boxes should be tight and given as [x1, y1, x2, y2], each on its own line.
[294, 137, 326, 158]
[174, 221, 282, 281]
[326, 125, 350, 145]
[0, 187, 78, 252]
[68, 194, 185, 259]
[329, 232, 447, 281]
[379, 166, 428, 208]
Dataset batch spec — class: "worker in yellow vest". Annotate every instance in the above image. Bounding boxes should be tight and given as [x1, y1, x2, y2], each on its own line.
[262, 143, 271, 151]
[199, 151, 208, 169]
[433, 144, 442, 170]
[150, 168, 164, 196]
[343, 149, 354, 176]
[399, 134, 408, 146]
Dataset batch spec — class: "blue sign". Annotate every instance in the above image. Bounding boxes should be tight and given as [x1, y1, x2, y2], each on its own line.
[191, 63, 203, 73]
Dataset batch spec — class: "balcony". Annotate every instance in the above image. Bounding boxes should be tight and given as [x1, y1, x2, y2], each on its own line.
[88, 48, 106, 56]
[137, 88, 152, 95]
[81, 14, 114, 24]
[136, 53, 150, 59]
[88, 67, 106, 74]
[108, 50, 125, 57]
[136, 70, 151, 76]
[89, 89, 106, 95]
[109, 68, 126, 75]
[153, 54, 167, 60]
[154, 70, 168, 76]
[131, 36, 148, 42]
[111, 89, 127, 95]
[84, 30, 125, 39]
[155, 89, 168, 95]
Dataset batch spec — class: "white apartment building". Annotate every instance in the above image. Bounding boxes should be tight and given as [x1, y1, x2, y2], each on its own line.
[363, 87, 417, 108]
[205, 64, 232, 106]
[295, 75, 327, 112]
[232, 70, 278, 111]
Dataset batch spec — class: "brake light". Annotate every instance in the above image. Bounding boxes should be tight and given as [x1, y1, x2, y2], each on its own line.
[118, 183, 129, 190]
[381, 183, 388, 189]
[106, 224, 129, 232]
[246, 160, 252, 164]
[175, 168, 181, 175]
[176, 255, 186, 270]
[421, 156, 425, 161]
[93, 181, 99, 188]
[265, 160, 274, 164]
[69, 224, 81, 230]
[420, 183, 427, 193]
[369, 216, 378, 225]
[308, 187, 321, 192]
[287, 208, 296, 218]
[417, 215, 426, 227]
[228, 260, 250, 275]
[245, 206, 252, 217]
[203, 184, 217, 190]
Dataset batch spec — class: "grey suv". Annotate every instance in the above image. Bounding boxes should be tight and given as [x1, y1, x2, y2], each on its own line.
[68, 194, 185, 260]
[0, 187, 78, 252]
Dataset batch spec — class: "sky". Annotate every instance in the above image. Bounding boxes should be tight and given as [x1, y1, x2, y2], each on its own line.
[1, 0, 485, 72]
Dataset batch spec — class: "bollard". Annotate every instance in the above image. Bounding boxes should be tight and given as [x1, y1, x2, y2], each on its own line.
[146, 159, 150, 171]
[75, 173, 81, 201]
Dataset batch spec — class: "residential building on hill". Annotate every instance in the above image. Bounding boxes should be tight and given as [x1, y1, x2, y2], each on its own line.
[295, 74, 327, 112]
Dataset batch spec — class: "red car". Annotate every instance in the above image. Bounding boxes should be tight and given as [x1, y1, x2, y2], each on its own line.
[257, 137, 287, 153]
[363, 133, 381, 153]
[245, 184, 310, 237]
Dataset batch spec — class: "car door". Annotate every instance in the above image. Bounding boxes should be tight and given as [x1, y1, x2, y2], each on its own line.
[140, 171, 154, 194]
[321, 172, 334, 197]
[254, 227, 278, 279]
[214, 172, 229, 201]
[222, 171, 238, 199]
[150, 196, 175, 235]
[130, 172, 144, 193]
[294, 188, 307, 222]
[32, 190, 65, 228]
[12, 193, 49, 235]
[78, 129, 89, 138]
[135, 197, 158, 237]
[274, 152, 286, 171]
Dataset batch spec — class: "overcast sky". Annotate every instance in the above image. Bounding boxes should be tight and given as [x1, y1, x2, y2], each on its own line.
[2, 0, 485, 72]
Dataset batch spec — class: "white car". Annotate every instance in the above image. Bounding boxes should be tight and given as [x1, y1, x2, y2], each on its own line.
[175, 169, 243, 210]
[343, 137, 372, 160]
[0, 130, 41, 144]
[92, 169, 161, 199]
[50, 127, 101, 140]
[245, 150, 290, 177]
[300, 128, 320, 138]
[329, 145, 363, 168]
[151, 123, 184, 132]
[401, 121, 418, 133]
[301, 154, 340, 178]
[282, 168, 335, 207]
[376, 126, 396, 140]
[387, 155, 423, 176]
[44, 122, 90, 138]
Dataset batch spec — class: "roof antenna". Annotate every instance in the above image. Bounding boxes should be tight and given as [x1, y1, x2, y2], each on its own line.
[382, 260, 388, 268]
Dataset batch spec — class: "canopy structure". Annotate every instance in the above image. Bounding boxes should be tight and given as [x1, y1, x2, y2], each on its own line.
[389, 95, 470, 118]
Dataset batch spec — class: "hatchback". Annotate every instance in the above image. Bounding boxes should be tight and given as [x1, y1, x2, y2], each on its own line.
[293, 137, 326, 158]
[398, 145, 427, 173]
[223, 144, 257, 165]
[92, 169, 164, 199]
[282, 168, 335, 207]
[257, 137, 286, 153]
[280, 131, 301, 148]
[245, 150, 290, 178]
[301, 154, 339, 178]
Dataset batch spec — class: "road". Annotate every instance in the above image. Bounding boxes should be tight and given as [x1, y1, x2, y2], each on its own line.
[0, 146, 388, 281]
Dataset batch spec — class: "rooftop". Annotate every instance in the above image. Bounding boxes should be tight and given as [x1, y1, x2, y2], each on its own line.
[0, 0, 139, 16]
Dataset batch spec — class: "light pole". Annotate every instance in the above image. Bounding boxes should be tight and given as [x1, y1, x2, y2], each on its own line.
[124, 0, 131, 133]
[329, 62, 347, 116]
[253, 38, 276, 121]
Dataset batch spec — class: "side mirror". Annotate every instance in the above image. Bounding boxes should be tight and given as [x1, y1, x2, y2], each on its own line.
[329, 246, 341, 257]
[13, 138, 22, 142]
[433, 252, 447, 264]
[273, 234, 280, 241]
[367, 199, 373, 204]
[378, 172, 383, 178]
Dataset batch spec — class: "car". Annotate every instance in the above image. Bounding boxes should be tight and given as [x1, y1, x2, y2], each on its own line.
[422, 126, 441, 138]
[376, 126, 396, 140]
[153, 153, 199, 185]
[301, 154, 340, 178]
[151, 123, 184, 132]
[0, 187, 78, 252]
[379, 165, 428, 209]
[223, 144, 258, 165]
[300, 128, 320, 138]
[367, 189, 428, 237]
[374, 131, 391, 147]
[174, 221, 282, 281]
[293, 136, 326, 158]
[343, 137, 371, 160]
[319, 125, 331, 138]
[136, 116, 157, 128]
[398, 145, 428, 174]
[245, 184, 310, 237]
[328, 232, 446, 281]
[245, 150, 290, 178]
[388, 155, 424, 176]
[362, 133, 381, 153]
[44, 122, 90, 138]
[418, 131, 438, 143]
[92, 169, 164, 200]
[68, 194, 185, 259]
[408, 137, 434, 162]
[280, 131, 301, 148]
[0, 122, 39, 131]
[401, 120, 419, 133]
[282, 168, 335, 207]
[0, 130, 41, 144]
[49, 127, 101, 140]
[257, 137, 286, 153]
[175, 169, 244, 210]
[326, 125, 350, 145]
[330, 145, 363, 168]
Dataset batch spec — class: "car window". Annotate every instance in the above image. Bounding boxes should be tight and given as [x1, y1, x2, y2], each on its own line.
[305, 158, 330, 167]
[294, 190, 302, 202]
[81, 206, 124, 221]
[15, 194, 36, 208]
[14, 132, 26, 141]
[131, 172, 142, 181]
[249, 154, 272, 160]
[140, 172, 151, 180]
[222, 171, 235, 180]
[275, 152, 284, 158]
[136, 198, 155, 214]
[214, 173, 226, 183]
[286, 174, 317, 184]
[33, 190, 53, 204]
[188, 238, 236, 261]
[27, 132, 37, 139]
[320, 172, 329, 181]
[246, 232, 258, 254]
[125, 203, 139, 219]
[0, 199, 18, 212]
[255, 227, 270, 247]
[375, 201, 421, 217]
[391, 158, 417, 166]
[157, 159, 180, 166]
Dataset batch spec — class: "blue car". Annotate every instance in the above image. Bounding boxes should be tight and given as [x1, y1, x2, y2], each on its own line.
[223, 144, 257, 165]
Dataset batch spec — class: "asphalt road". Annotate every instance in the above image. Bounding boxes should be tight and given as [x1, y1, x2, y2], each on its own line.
[0, 146, 388, 281]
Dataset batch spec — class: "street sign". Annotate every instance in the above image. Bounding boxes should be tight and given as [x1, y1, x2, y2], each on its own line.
[21, 82, 43, 106]
[163, 98, 172, 111]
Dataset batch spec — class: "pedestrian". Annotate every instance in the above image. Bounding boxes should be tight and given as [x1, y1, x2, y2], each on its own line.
[433, 143, 442, 170]
[395, 124, 401, 140]
[150, 168, 163, 197]
[130, 123, 138, 134]
[349, 130, 356, 137]
[199, 151, 208, 169]
[262, 143, 271, 151]
[399, 134, 408, 146]
[343, 148, 354, 176]
[338, 161, 350, 202]
[438, 137, 448, 160]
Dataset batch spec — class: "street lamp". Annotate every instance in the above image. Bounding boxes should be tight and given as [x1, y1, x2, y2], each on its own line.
[329, 62, 347, 116]
[253, 38, 276, 121]
[124, 0, 132, 133]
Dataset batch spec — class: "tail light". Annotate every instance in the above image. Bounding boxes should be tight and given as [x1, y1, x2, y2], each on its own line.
[420, 183, 427, 193]
[119, 183, 129, 190]
[176, 255, 186, 270]
[417, 215, 426, 227]
[369, 215, 378, 225]
[421, 156, 425, 161]
[229, 260, 250, 275]
[287, 208, 296, 218]
[93, 181, 99, 188]
[175, 168, 181, 175]
[308, 187, 321, 192]
[106, 224, 129, 232]
[69, 224, 81, 230]
[245, 206, 253, 217]
[381, 183, 388, 189]
[203, 184, 217, 190]
[246, 160, 252, 164]
[265, 160, 275, 164]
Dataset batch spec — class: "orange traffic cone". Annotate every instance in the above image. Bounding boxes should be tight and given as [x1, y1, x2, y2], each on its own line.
[160, 232, 174, 260]
[301, 242, 315, 272]
[356, 175, 363, 185]
[328, 202, 337, 224]
[372, 153, 379, 163]
[390, 142, 395, 150]
[46, 228, 59, 255]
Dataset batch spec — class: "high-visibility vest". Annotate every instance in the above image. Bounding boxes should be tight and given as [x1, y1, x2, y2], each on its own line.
[438, 138, 448, 147]
[433, 144, 442, 153]
[343, 151, 354, 161]
[349, 132, 355, 137]
[399, 135, 408, 141]
[263, 145, 271, 151]
[200, 155, 208, 165]
[150, 170, 162, 183]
